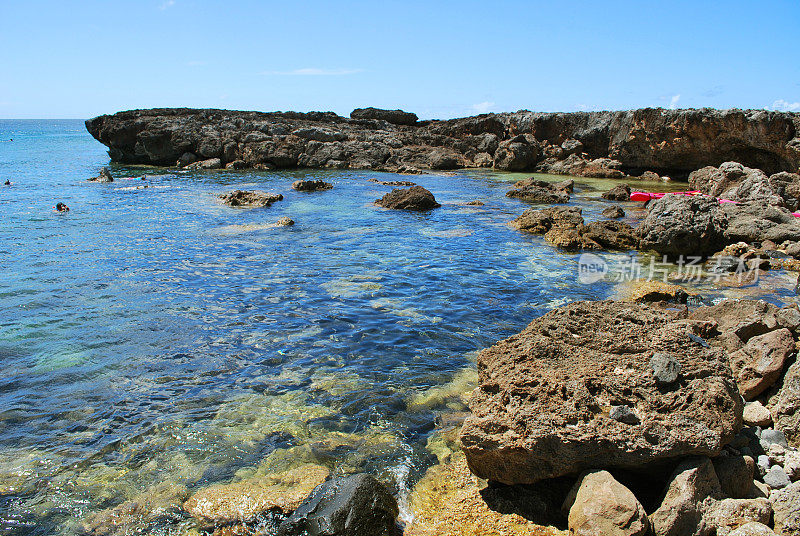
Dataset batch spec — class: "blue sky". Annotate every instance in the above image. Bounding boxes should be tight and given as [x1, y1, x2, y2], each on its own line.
[1, 0, 798, 119]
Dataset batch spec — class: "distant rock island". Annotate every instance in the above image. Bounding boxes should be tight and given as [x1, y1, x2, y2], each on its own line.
[86, 107, 800, 178]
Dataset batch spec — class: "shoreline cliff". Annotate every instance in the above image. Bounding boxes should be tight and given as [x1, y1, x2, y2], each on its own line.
[85, 107, 800, 178]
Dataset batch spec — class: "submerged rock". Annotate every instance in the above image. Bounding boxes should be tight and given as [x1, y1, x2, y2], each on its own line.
[219, 190, 284, 208]
[89, 167, 114, 182]
[376, 185, 440, 210]
[292, 179, 333, 191]
[460, 301, 742, 485]
[187, 157, 222, 170]
[276, 217, 295, 227]
[183, 463, 329, 526]
[277, 473, 398, 536]
[84, 482, 188, 536]
[511, 206, 638, 251]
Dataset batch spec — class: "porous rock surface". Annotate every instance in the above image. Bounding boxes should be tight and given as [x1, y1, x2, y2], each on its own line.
[86, 108, 800, 176]
[460, 300, 743, 485]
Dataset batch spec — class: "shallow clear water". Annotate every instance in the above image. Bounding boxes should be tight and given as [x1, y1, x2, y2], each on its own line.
[0, 120, 795, 535]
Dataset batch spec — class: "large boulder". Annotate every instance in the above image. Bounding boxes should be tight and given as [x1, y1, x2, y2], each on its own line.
[376, 185, 440, 210]
[219, 190, 284, 208]
[278, 474, 398, 536]
[510, 206, 584, 234]
[772, 361, 800, 447]
[567, 471, 649, 536]
[460, 301, 743, 485]
[650, 457, 722, 536]
[636, 194, 728, 256]
[494, 135, 540, 171]
[723, 200, 800, 244]
[689, 161, 800, 210]
[602, 184, 632, 201]
[728, 328, 795, 400]
[350, 107, 418, 126]
[771, 480, 800, 535]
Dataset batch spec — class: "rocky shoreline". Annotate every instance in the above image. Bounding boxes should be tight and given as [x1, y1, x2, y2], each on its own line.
[85, 107, 800, 178]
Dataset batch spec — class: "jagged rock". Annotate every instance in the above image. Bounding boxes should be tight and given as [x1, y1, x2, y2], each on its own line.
[578, 220, 639, 250]
[723, 200, 800, 244]
[292, 127, 346, 142]
[177, 152, 198, 167]
[640, 171, 662, 181]
[85, 108, 800, 173]
[603, 206, 626, 218]
[276, 217, 294, 227]
[376, 185, 440, 210]
[704, 498, 772, 536]
[460, 301, 742, 484]
[713, 455, 755, 499]
[292, 179, 332, 191]
[350, 107, 418, 125]
[368, 178, 416, 186]
[567, 471, 649, 536]
[650, 457, 722, 536]
[225, 159, 247, 169]
[764, 465, 791, 489]
[277, 474, 398, 536]
[428, 148, 461, 170]
[187, 157, 222, 170]
[494, 135, 540, 171]
[636, 194, 728, 257]
[689, 162, 800, 210]
[743, 402, 773, 427]
[183, 464, 329, 525]
[510, 206, 584, 234]
[602, 184, 631, 201]
[689, 299, 783, 350]
[772, 361, 800, 447]
[617, 280, 691, 304]
[772, 481, 800, 534]
[219, 190, 284, 208]
[728, 522, 777, 536]
[89, 167, 114, 182]
[650, 353, 682, 385]
[506, 178, 570, 203]
[728, 328, 794, 400]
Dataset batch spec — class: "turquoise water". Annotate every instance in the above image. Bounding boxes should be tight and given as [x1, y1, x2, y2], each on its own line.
[0, 120, 794, 535]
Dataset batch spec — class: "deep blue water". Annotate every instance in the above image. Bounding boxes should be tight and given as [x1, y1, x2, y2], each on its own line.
[0, 120, 793, 535]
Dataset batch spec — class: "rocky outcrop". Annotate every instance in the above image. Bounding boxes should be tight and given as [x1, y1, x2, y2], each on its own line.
[85, 108, 800, 176]
[689, 162, 800, 210]
[506, 177, 571, 204]
[88, 167, 114, 182]
[602, 184, 632, 201]
[292, 179, 332, 191]
[771, 481, 800, 535]
[219, 190, 283, 208]
[636, 195, 728, 256]
[376, 185, 440, 210]
[460, 301, 742, 485]
[511, 206, 638, 250]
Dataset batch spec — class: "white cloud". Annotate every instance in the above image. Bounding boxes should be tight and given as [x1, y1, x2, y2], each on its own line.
[668, 94, 681, 110]
[262, 68, 364, 76]
[159, 0, 175, 9]
[470, 101, 496, 114]
[771, 99, 800, 112]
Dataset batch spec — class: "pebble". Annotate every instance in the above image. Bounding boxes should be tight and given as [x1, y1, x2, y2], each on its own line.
[609, 405, 640, 425]
[650, 352, 681, 384]
[757, 455, 771, 477]
[764, 465, 791, 489]
[743, 402, 773, 427]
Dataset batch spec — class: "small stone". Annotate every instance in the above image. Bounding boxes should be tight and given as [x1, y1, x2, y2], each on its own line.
[764, 466, 791, 489]
[602, 206, 626, 219]
[276, 217, 294, 227]
[650, 352, 682, 384]
[713, 455, 756, 499]
[777, 306, 800, 332]
[757, 455, 771, 477]
[743, 402, 773, 427]
[705, 498, 772, 536]
[768, 444, 786, 465]
[609, 405, 640, 425]
[760, 429, 789, 451]
[567, 470, 649, 536]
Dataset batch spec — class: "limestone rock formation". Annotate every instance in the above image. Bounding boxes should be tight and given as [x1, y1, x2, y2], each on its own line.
[88, 167, 114, 182]
[460, 301, 742, 485]
[602, 184, 632, 201]
[567, 471, 649, 536]
[376, 186, 440, 210]
[85, 108, 800, 175]
[636, 194, 728, 256]
[219, 190, 284, 208]
[292, 179, 333, 191]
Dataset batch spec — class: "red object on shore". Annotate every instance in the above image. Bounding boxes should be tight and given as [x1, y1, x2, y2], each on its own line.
[630, 190, 800, 218]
